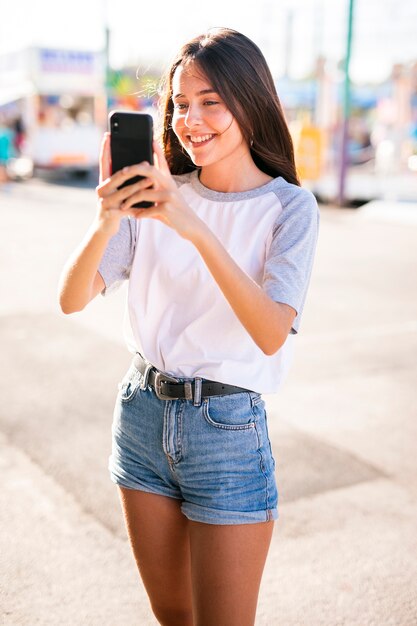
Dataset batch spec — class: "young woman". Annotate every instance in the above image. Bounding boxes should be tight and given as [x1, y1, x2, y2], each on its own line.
[59, 28, 319, 626]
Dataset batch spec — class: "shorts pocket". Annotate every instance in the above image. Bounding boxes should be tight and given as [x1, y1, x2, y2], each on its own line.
[117, 365, 142, 404]
[203, 392, 260, 430]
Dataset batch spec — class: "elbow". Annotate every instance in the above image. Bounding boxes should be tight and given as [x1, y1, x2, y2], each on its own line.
[59, 302, 82, 315]
[60, 305, 77, 315]
[261, 345, 282, 357]
[59, 294, 85, 315]
[58, 280, 93, 315]
[260, 334, 286, 356]
[259, 305, 296, 355]
[262, 347, 277, 356]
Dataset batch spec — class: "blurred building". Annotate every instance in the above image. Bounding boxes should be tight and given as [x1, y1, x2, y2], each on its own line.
[278, 57, 417, 201]
[0, 47, 106, 175]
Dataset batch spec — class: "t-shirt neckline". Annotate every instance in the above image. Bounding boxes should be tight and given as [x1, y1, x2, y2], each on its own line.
[190, 169, 283, 202]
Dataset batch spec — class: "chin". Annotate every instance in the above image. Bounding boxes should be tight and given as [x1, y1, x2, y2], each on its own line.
[190, 157, 206, 167]
[189, 151, 219, 168]
[186, 155, 208, 168]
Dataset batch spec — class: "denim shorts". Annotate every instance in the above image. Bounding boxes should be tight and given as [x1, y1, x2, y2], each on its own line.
[108, 361, 278, 525]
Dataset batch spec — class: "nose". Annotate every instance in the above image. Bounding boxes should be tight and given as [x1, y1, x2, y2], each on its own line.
[184, 104, 203, 128]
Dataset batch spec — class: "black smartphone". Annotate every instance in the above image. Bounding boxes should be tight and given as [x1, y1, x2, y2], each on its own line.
[109, 110, 154, 208]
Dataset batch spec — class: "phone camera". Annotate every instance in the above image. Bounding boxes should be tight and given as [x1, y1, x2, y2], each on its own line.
[113, 119, 119, 131]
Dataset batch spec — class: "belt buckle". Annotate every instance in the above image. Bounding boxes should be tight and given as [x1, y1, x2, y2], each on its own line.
[154, 371, 180, 401]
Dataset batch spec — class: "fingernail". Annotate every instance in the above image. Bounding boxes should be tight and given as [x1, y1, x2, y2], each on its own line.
[123, 166, 130, 173]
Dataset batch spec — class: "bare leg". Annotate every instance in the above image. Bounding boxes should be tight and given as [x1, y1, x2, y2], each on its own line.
[118, 487, 194, 626]
[189, 519, 274, 626]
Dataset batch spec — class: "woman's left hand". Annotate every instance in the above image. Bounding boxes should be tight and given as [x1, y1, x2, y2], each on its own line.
[120, 140, 205, 242]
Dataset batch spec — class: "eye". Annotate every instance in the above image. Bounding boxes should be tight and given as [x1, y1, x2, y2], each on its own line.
[173, 102, 188, 110]
[204, 100, 219, 106]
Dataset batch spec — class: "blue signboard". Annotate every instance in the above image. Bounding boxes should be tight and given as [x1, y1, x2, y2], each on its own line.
[40, 49, 95, 74]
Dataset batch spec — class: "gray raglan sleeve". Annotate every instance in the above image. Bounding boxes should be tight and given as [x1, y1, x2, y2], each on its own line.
[262, 186, 320, 334]
[97, 174, 189, 295]
[98, 216, 136, 295]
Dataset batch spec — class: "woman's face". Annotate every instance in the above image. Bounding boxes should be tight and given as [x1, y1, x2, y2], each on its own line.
[171, 62, 249, 168]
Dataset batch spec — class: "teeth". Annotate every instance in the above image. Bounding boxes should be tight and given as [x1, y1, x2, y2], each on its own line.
[189, 134, 214, 143]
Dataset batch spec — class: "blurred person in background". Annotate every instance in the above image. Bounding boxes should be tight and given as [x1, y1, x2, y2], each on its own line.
[12, 116, 26, 155]
[0, 115, 16, 184]
[59, 28, 319, 626]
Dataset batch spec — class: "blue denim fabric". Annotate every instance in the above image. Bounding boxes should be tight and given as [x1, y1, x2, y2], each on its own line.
[109, 361, 278, 525]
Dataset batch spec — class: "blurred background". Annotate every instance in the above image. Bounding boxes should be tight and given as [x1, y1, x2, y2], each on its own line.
[1, 1, 417, 625]
[0, 0, 416, 204]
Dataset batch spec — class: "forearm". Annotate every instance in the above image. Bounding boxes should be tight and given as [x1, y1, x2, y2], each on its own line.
[193, 226, 295, 355]
[58, 219, 113, 314]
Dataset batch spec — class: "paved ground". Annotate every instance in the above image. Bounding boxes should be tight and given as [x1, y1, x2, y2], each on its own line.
[0, 178, 417, 625]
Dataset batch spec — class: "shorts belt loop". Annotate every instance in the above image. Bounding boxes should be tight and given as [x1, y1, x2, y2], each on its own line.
[184, 382, 193, 401]
[140, 362, 152, 390]
[193, 377, 202, 407]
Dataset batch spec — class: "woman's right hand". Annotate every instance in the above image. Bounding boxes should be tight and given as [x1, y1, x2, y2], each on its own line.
[58, 133, 152, 314]
[95, 132, 152, 237]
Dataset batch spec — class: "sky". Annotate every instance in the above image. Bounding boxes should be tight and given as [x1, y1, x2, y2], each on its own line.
[1, 0, 416, 84]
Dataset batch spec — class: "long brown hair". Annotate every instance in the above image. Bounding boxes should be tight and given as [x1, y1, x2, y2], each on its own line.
[157, 27, 300, 186]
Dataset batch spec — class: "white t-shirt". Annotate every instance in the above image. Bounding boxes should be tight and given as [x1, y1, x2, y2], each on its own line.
[99, 169, 319, 394]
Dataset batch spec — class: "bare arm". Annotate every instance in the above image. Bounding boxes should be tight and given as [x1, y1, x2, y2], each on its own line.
[58, 223, 111, 313]
[58, 133, 152, 314]
[193, 227, 296, 355]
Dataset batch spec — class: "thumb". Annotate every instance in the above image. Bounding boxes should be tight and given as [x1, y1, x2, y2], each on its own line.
[99, 132, 111, 183]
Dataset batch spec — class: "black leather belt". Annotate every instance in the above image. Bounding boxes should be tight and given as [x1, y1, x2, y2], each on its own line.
[133, 353, 252, 402]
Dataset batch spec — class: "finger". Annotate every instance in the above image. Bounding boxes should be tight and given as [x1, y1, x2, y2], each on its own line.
[121, 188, 174, 211]
[121, 206, 148, 219]
[153, 140, 171, 176]
[122, 161, 175, 190]
[99, 133, 111, 183]
[97, 166, 151, 197]
[124, 204, 166, 221]
[103, 178, 153, 208]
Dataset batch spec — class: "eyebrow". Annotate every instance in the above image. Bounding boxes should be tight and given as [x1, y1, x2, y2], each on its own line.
[172, 89, 218, 99]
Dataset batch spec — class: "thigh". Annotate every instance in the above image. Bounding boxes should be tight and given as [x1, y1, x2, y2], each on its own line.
[118, 487, 193, 625]
[189, 519, 275, 626]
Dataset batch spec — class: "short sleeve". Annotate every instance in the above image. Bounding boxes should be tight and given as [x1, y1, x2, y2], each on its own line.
[262, 186, 320, 334]
[98, 216, 136, 295]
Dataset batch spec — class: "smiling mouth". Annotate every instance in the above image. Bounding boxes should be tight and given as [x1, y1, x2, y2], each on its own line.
[187, 133, 216, 147]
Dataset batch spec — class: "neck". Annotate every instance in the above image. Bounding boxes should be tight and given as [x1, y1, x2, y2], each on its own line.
[198, 148, 273, 193]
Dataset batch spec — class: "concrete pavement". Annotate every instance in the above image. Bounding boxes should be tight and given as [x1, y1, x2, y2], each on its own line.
[1, 179, 417, 625]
